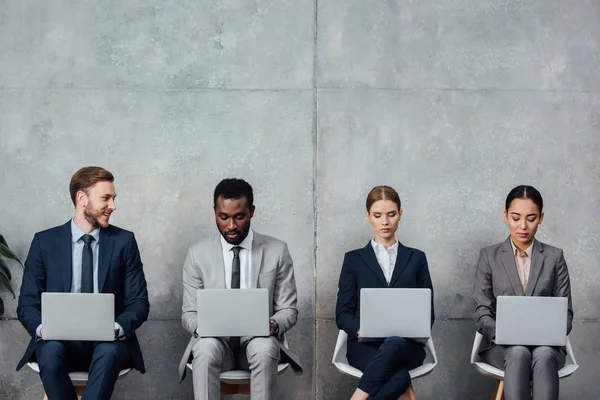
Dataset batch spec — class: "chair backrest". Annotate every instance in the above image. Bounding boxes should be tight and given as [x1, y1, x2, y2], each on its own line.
[332, 330, 349, 365]
[470, 331, 484, 364]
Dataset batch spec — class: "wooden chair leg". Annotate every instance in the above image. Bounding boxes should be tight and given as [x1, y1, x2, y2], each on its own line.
[237, 383, 250, 395]
[403, 384, 417, 400]
[220, 382, 251, 395]
[43, 385, 85, 400]
[75, 386, 85, 397]
[491, 379, 504, 400]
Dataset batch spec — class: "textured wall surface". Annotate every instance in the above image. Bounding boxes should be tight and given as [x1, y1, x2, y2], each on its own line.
[1, 0, 599, 399]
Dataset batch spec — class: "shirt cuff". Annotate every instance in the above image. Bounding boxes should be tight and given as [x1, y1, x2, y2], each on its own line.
[114, 322, 125, 339]
[35, 324, 42, 338]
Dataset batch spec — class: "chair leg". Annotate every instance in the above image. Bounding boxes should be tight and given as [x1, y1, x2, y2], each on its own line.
[75, 385, 85, 398]
[220, 382, 251, 395]
[491, 380, 504, 400]
[403, 384, 417, 400]
[43, 385, 85, 400]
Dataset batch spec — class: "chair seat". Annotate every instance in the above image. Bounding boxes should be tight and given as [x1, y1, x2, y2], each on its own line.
[27, 362, 131, 386]
[185, 361, 290, 384]
[469, 331, 579, 380]
[331, 330, 438, 380]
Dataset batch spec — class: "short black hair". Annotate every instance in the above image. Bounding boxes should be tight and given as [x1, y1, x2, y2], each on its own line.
[505, 185, 544, 214]
[213, 178, 254, 209]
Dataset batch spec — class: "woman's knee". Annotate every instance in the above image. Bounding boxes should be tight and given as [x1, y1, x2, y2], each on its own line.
[505, 345, 532, 366]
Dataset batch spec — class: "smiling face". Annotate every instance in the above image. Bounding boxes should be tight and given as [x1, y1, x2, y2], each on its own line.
[78, 181, 117, 229]
[366, 199, 402, 245]
[504, 197, 544, 250]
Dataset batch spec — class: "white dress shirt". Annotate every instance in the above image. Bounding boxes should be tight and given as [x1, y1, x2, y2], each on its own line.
[70, 219, 100, 293]
[220, 229, 254, 289]
[371, 239, 399, 285]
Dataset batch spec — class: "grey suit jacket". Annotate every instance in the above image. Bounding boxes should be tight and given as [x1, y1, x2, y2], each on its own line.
[178, 231, 301, 381]
[472, 237, 574, 353]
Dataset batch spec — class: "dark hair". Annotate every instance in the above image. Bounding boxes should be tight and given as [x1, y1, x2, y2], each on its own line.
[366, 185, 401, 212]
[505, 185, 544, 214]
[69, 166, 114, 206]
[213, 178, 254, 209]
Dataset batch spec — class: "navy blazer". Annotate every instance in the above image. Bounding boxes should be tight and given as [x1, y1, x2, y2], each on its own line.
[16, 221, 150, 372]
[335, 241, 435, 342]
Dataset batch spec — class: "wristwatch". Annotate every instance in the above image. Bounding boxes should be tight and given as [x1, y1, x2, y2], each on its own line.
[269, 318, 279, 335]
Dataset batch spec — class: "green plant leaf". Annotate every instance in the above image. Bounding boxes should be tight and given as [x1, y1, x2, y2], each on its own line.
[0, 258, 15, 299]
[0, 241, 23, 268]
[0, 257, 12, 282]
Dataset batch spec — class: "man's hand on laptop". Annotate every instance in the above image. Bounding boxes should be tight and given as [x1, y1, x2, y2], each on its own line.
[357, 330, 360, 339]
[269, 319, 279, 336]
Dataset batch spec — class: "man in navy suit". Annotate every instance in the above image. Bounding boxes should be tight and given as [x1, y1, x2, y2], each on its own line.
[16, 166, 149, 400]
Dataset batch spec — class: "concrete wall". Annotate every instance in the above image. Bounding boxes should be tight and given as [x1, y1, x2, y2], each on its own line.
[1, 0, 599, 399]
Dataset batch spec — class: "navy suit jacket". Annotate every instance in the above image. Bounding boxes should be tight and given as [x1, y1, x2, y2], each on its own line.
[16, 221, 150, 372]
[335, 241, 435, 343]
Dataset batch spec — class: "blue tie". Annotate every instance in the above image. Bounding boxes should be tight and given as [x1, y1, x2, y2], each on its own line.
[80, 234, 94, 293]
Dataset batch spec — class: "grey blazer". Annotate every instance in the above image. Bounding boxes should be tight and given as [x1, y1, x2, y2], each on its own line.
[472, 237, 573, 353]
[178, 231, 302, 381]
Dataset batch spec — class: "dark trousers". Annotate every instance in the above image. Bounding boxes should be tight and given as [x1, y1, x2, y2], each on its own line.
[347, 336, 426, 400]
[481, 345, 566, 400]
[35, 340, 130, 400]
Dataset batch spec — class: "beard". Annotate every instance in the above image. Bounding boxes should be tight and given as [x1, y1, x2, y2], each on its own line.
[218, 226, 249, 245]
[84, 202, 111, 229]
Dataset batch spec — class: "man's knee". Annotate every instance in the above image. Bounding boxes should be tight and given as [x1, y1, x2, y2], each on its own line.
[37, 341, 68, 369]
[94, 342, 124, 362]
[246, 337, 279, 366]
[532, 346, 559, 367]
[505, 345, 532, 367]
[193, 338, 225, 365]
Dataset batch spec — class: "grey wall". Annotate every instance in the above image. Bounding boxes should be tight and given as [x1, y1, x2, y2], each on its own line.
[1, 0, 599, 399]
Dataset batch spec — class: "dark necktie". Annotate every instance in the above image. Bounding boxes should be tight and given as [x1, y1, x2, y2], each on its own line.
[81, 234, 94, 293]
[230, 246, 242, 353]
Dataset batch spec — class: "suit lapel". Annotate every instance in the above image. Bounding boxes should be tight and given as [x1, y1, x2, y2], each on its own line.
[251, 233, 264, 288]
[500, 238, 525, 296]
[98, 227, 114, 293]
[212, 236, 226, 288]
[525, 240, 545, 296]
[359, 243, 387, 287]
[389, 243, 412, 287]
[57, 222, 73, 292]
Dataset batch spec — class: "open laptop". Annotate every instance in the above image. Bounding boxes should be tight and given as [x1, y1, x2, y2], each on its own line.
[495, 296, 568, 346]
[196, 289, 270, 337]
[41, 292, 115, 341]
[359, 288, 431, 340]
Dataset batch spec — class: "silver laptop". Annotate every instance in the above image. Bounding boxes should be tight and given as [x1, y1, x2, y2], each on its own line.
[495, 296, 568, 346]
[41, 292, 115, 341]
[196, 289, 270, 337]
[359, 288, 431, 339]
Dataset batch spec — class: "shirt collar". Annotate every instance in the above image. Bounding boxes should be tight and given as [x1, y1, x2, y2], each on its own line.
[71, 219, 100, 244]
[220, 229, 254, 252]
[370, 238, 399, 254]
[510, 239, 533, 257]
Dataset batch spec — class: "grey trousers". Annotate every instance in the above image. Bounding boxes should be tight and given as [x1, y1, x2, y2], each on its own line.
[191, 336, 280, 400]
[481, 345, 566, 400]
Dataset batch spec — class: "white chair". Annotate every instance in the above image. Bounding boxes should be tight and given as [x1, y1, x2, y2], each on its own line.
[469, 331, 579, 400]
[332, 330, 438, 400]
[185, 336, 291, 395]
[27, 362, 131, 400]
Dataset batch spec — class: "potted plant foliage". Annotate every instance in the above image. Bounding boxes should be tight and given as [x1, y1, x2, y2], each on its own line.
[0, 234, 23, 316]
